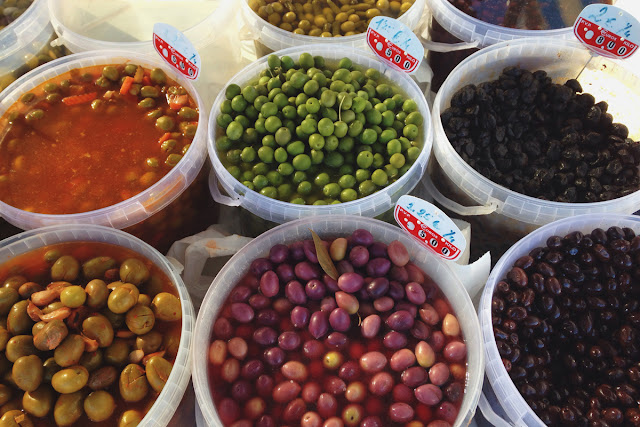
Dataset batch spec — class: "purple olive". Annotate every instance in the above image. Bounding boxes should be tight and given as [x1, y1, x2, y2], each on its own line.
[383, 331, 408, 350]
[338, 361, 361, 382]
[444, 341, 467, 362]
[231, 303, 254, 323]
[373, 296, 394, 312]
[302, 340, 324, 359]
[351, 229, 374, 246]
[241, 359, 264, 380]
[323, 274, 339, 292]
[366, 258, 391, 278]
[250, 258, 273, 276]
[260, 271, 280, 298]
[253, 327, 278, 346]
[256, 374, 274, 398]
[349, 246, 370, 268]
[278, 331, 301, 351]
[386, 310, 415, 331]
[325, 332, 348, 349]
[361, 314, 381, 339]
[359, 352, 387, 374]
[336, 260, 355, 275]
[320, 296, 337, 312]
[389, 402, 414, 423]
[329, 308, 351, 332]
[306, 279, 327, 300]
[289, 241, 305, 261]
[387, 241, 410, 267]
[249, 294, 270, 310]
[309, 311, 329, 339]
[368, 242, 388, 259]
[285, 281, 307, 305]
[401, 366, 429, 387]
[429, 362, 450, 386]
[390, 349, 416, 372]
[256, 309, 278, 326]
[415, 384, 443, 406]
[273, 380, 301, 403]
[396, 301, 418, 318]
[389, 265, 409, 283]
[295, 262, 320, 281]
[230, 285, 252, 303]
[269, 244, 289, 264]
[405, 282, 427, 305]
[291, 306, 310, 329]
[303, 239, 319, 263]
[366, 277, 389, 299]
[338, 272, 364, 293]
[388, 281, 405, 300]
[263, 347, 285, 366]
[276, 264, 295, 283]
[369, 372, 394, 396]
[410, 320, 431, 340]
[361, 416, 383, 427]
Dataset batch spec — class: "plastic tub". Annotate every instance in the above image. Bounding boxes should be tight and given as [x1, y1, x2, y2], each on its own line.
[208, 44, 433, 235]
[478, 213, 640, 426]
[423, 0, 615, 90]
[0, 50, 211, 252]
[0, 223, 195, 426]
[241, 0, 426, 57]
[0, 0, 70, 93]
[192, 215, 485, 427]
[429, 37, 640, 259]
[48, 0, 247, 108]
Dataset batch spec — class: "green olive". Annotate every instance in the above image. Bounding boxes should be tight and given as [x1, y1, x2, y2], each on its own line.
[53, 391, 84, 426]
[138, 97, 156, 109]
[54, 335, 85, 367]
[140, 86, 159, 98]
[163, 327, 181, 358]
[0, 410, 34, 426]
[2, 276, 26, 291]
[18, 282, 42, 299]
[150, 68, 167, 85]
[0, 384, 11, 406]
[119, 364, 148, 402]
[80, 351, 103, 372]
[85, 279, 108, 309]
[0, 288, 19, 315]
[43, 250, 61, 263]
[23, 385, 55, 418]
[125, 305, 155, 335]
[42, 358, 61, 384]
[33, 319, 68, 351]
[12, 355, 42, 392]
[42, 301, 64, 315]
[118, 409, 143, 427]
[145, 356, 173, 393]
[108, 284, 139, 314]
[135, 331, 162, 354]
[60, 286, 86, 308]
[104, 339, 129, 366]
[150, 292, 181, 322]
[25, 109, 44, 122]
[51, 366, 89, 394]
[88, 366, 117, 391]
[6, 336, 36, 363]
[82, 257, 116, 280]
[0, 398, 22, 417]
[0, 328, 8, 352]
[100, 309, 125, 330]
[84, 390, 115, 422]
[102, 66, 119, 82]
[82, 314, 114, 348]
[137, 294, 151, 307]
[165, 153, 182, 166]
[155, 116, 175, 132]
[124, 64, 138, 76]
[178, 107, 197, 119]
[7, 301, 32, 336]
[51, 256, 79, 282]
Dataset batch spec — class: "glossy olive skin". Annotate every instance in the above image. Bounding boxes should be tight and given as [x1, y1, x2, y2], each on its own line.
[54, 335, 85, 367]
[88, 366, 118, 391]
[82, 314, 114, 348]
[33, 319, 68, 352]
[53, 391, 84, 426]
[104, 339, 130, 366]
[119, 259, 150, 286]
[108, 284, 139, 314]
[82, 257, 116, 280]
[0, 409, 34, 427]
[119, 364, 149, 402]
[85, 279, 109, 309]
[7, 301, 33, 335]
[125, 304, 155, 335]
[118, 409, 143, 427]
[51, 365, 89, 394]
[0, 288, 19, 316]
[80, 350, 103, 373]
[42, 357, 61, 384]
[84, 390, 115, 422]
[50, 256, 79, 282]
[6, 335, 36, 363]
[151, 292, 181, 322]
[135, 331, 162, 354]
[0, 384, 12, 406]
[22, 385, 55, 418]
[12, 355, 43, 392]
[145, 356, 173, 393]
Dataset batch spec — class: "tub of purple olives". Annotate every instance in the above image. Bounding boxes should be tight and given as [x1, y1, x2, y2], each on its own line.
[192, 215, 484, 427]
[431, 37, 640, 258]
[479, 213, 640, 426]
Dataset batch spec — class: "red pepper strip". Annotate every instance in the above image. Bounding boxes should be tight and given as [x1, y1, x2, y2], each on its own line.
[61, 92, 97, 106]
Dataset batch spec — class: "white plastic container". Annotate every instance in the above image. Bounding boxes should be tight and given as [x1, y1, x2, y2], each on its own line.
[47, 0, 247, 108]
[192, 215, 485, 427]
[0, 0, 68, 92]
[478, 213, 640, 426]
[429, 37, 640, 257]
[0, 51, 208, 242]
[0, 223, 195, 427]
[208, 44, 433, 227]
[241, 0, 426, 57]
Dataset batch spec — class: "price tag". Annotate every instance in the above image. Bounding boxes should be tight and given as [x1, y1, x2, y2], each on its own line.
[573, 4, 640, 59]
[366, 16, 424, 74]
[153, 23, 200, 80]
[394, 195, 466, 261]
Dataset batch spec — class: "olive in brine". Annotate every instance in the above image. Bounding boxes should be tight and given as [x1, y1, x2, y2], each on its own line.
[80, 351, 103, 372]
[108, 284, 139, 314]
[0, 384, 11, 406]
[12, 355, 43, 392]
[7, 301, 33, 335]
[0, 327, 10, 352]
[51, 365, 89, 394]
[22, 385, 55, 418]
[85, 279, 108, 309]
[135, 331, 162, 354]
[0, 288, 19, 315]
[82, 314, 114, 348]
[145, 356, 173, 393]
[84, 390, 115, 422]
[104, 339, 130, 366]
[0, 410, 34, 427]
[53, 391, 84, 427]
[126, 304, 155, 335]
[119, 259, 150, 285]
[33, 319, 68, 351]
[118, 409, 143, 427]
[51, 256, 80, 281]
[54, 335, 85, 367]
[3, 276, 26, 291]
[88, 366, 117, 391]
[6, 335, 36, 362]
[82, 257, 116, 280]
[151, 292, 181, 322]
[119, 364, 149, 402]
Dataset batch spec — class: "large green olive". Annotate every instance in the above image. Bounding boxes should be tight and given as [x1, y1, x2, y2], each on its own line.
[0, 288, 19, 316]
[100, 309, 125, 329]
[145, 356, 173, 393]
[18, 282, 42, 299]
[135, 331, 162, 354]
[33, 319, 68, 351]
[0, 328, 9, 352]
[6, 336, 36, 363]
[22, 385, 54, 418]
[59, 286, 86, 308]
[12, 355, 43, 392]
[42, 301, 64, 315]
[151, 292, 181, 322]
[88, 366, 117, 390]
[104, 339, 129, 366]
[163, 327, 181, 359]
[2, 276, 26, 291]
[53, 391, 84, 426]
[42, 358, 61, 383]
[84, 390, 115, 422]
[119, 364, 148, 402]
[80, 350, 103, 372]
[51, 365, 89, 394]
[54, 335, 85, 367]
[82, 257, 116, 280]
[51, 256, 80, 282]
[137, 294, 151, 306]
[85, 279, 108, 309]
[125, 304, 155, 335]
[0, 385, 11, 406]
[82, 314, 114, 348]
[108, 284, 139, 314]
[0, 409, 34, 426]
[43, 249, 61, 263]
[119, 259, 150, 286]
[118, 409, 143, 427]
[7, 301, 33, 335]
[31, 322, 46, 337]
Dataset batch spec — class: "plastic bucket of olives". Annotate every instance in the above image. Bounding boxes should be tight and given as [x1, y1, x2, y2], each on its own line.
[208, 45, 433, 232]
[0, 223, 194, 425]
[478, 213, 640, 425]
[241, 0, 426, 57]
[192, 215, 485, 426]
[429, 37, 640, 258]
[0, 0, 70, 93]
[0, 50, 209, 249]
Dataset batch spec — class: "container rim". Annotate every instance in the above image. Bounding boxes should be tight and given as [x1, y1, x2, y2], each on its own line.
[478, 213, 640, 425]
[192, 214, 485, 427]
[432, 37, 640, 215]
[0, 49, 208, 231]
[0, 223, 195, 427]
[207, 43, 433, 220]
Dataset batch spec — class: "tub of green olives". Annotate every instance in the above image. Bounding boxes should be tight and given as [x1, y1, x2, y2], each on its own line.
[0, 224, 194, 426]
[208, 45, 432, 234]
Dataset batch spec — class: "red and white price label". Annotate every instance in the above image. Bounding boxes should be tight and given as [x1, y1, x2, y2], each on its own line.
[573, 4, 640, 59]
[394, 196, 466, 261]
[366, 17, 424, 74]
[153, 23, 200, 80]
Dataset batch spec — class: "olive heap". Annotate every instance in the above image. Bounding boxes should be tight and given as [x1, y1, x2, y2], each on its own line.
[215, 53, 423, 205]
[208, 229, 467, 426]
[248, 0, 416, 37]
[493, 226, 640, 426]
[0, 243, 182, 426]
[441, 66, 640, 203]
